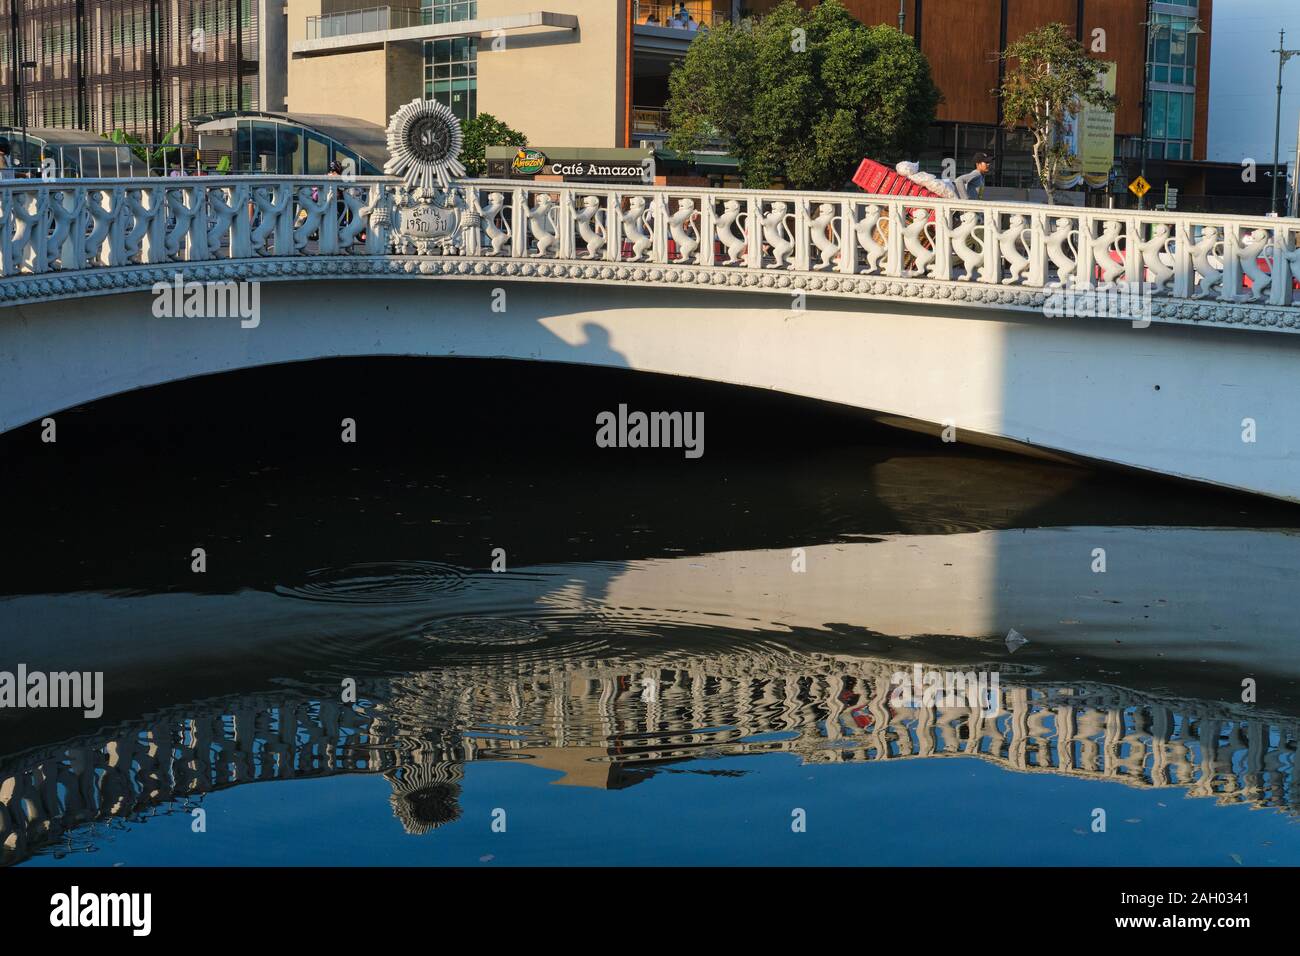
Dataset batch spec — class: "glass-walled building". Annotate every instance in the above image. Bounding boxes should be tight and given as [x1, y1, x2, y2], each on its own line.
[0, 0, 261, 144]
[764, 0, 1213, 193]
[1145, 2, 1201, 160]
[424, 0, 478, 123]
[191, 111, 386, 174]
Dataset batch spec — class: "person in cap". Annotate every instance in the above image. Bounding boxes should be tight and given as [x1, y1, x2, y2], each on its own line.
[954, 152, 994, 201]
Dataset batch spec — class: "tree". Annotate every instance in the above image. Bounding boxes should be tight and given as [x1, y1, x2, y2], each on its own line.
[666, 0, 941, 190]
[459, 113, 527, 177]
[999, 22, 1119, 204]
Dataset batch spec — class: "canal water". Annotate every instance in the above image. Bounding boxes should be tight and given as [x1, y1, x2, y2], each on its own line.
[2, 358, 1299, 866]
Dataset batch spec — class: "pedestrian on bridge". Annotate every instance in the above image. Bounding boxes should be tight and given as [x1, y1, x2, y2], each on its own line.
[954, 152, 993, 201]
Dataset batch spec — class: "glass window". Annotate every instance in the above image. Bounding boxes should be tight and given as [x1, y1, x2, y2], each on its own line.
[277, 125, 302, 174]
[1167, 91, 1183, 139]
[427, 34, 477, 122]
[426, 1, 476, 24]
[249, 120, 278, 172]
[1147, 14, 1198, 88]
[306, 133, 330, 174]
[1169, 27, 1187, 66]
[1151, 91, 1167, 138]
[1155, 28, 1170, 64]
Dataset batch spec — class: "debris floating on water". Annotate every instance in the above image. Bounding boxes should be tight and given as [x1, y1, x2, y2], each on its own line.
[1005, 628, 1029, 653]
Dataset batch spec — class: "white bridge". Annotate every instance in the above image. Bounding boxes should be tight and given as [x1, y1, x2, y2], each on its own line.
[2, 175, 1300, 499]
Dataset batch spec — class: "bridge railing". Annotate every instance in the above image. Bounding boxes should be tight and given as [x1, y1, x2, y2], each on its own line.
[1, 176, 1297, 312]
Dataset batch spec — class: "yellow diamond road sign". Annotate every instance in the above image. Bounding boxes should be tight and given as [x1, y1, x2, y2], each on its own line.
[1129, 175, 1151, 198]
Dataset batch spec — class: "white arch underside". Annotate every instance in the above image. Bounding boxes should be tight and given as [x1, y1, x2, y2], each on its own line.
[2, 278, 1299, 501]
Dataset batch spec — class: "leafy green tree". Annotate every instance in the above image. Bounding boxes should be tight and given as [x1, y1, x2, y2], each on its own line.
[666, 0, 941, 190]
[999, 22, 1119, 204]
[460, 113, 527, 177]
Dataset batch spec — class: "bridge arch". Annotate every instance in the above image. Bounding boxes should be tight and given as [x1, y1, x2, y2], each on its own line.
[5, 274, 1300, 501]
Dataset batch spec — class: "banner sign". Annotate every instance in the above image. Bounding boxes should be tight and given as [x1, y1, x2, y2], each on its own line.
[1080, 62, 1118, 188]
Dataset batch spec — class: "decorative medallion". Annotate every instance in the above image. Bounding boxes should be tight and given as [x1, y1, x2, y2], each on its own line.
[384, 98, 467, 192]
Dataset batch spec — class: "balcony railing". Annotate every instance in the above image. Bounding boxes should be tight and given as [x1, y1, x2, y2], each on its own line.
[305, 5, 428, 40]
[632, 106, 670, 136]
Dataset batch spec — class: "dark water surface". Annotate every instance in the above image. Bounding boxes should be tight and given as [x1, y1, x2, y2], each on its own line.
[3, 358, 1300, 866]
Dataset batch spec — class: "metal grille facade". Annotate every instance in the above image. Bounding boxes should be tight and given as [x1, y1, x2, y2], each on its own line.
[1, 0, 259, 142]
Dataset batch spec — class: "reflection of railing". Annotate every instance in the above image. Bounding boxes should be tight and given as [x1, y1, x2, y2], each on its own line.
[0, 131, 207, 178]
[635, 1, 729, 30]
[1, 176, 1299, 322]
[47, 143, 205, 178]
[3, 654, 1299, 865]
[632, 106, 670, 135]
[305, 5, 428, 40]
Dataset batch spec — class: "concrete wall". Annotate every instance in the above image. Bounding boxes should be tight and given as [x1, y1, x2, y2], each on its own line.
[287, 44, 423, 127]
[284, 0, 421, 125]
[4, 278, 1300, 501]
[477, 0, 629, 147]
[286, 0, 324, 46]
[283, 0, 625, 139]
[258, 0, 290, 113]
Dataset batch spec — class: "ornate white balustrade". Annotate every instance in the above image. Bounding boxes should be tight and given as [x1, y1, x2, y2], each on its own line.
[1, 176, 1298, 332]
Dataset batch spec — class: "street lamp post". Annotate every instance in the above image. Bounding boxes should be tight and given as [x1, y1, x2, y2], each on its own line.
[19, 60, 36, 176]
[1292, 105, 1300, 216]
[1139, 0, 1153, 210]
[1272, 29, 1300, 216]
[898, 0, 905, 33]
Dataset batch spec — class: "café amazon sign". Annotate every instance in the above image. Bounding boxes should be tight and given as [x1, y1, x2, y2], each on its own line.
[488, 145, 655, 184]
[511, 148, 546, 175]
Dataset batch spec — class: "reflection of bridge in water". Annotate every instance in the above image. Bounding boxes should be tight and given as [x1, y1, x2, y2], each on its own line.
[3, 648, 1297, 864]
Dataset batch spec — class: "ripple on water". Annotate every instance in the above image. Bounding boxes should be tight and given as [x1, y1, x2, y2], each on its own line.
[274, 561, 471, 605]
[417, 615, 549, 648]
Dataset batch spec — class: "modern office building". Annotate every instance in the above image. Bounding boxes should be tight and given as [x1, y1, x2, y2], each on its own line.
[0, 0, 1236, 202]
[280, 0, 1217, 192]
[0, 0, 268, 142]
[777, 0, 1213, 192]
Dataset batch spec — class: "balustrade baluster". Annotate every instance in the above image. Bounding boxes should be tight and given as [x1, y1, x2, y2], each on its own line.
[981, 206, 1001, 285]
[1075, 214, 1095, 292]
[837, 199, 856, 276]
[884, 201, 904, 278]
[746, 196, 762, 270]
[1223, 226, 1244, 303]
[511, 187, 527, 259]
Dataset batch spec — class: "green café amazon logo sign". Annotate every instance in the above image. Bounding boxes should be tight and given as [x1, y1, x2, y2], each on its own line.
[512, 148, 546, 175]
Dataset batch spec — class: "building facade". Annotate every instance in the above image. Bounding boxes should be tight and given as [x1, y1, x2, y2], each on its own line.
[282, 0, 1214, 193]
[0, 0, 264, 144]
[285, 0, 631, 147]
[0, 0, 1219, 200]
[781, 0, 1213, 190]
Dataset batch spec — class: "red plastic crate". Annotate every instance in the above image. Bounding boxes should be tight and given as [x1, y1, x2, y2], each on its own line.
[852, 158, 943, 200]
